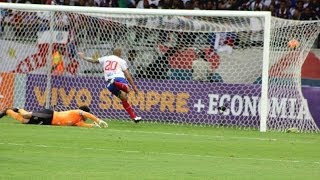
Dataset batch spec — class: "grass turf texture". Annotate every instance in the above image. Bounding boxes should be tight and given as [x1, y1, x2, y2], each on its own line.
[0, 117, 319, 180]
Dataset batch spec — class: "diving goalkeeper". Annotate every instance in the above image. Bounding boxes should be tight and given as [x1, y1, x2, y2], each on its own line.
[0, 106, 108, 128]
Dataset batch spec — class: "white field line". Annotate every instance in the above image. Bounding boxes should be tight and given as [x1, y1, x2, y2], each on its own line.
[1, 142, 319, 165]
[108, 129, 279, 141]
[107, 129, 319, 144]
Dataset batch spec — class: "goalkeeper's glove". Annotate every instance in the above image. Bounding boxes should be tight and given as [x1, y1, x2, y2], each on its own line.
[93, 122, 101, 128]
[97, 119, 108, 128]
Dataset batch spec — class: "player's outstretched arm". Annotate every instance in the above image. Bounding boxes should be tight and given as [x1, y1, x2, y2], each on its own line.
[81, 111, 108, 128]
[78, 52, 99, 64]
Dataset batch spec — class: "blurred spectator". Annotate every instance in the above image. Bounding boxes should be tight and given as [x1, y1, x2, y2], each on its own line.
[126, 49, 147, 78]
[288, 0, 297, 8]
[184, 0, 192, 9]
[104, 0, 112, 7]
[303, 0, 310, 8]
[136, 0, 149, 8]
[60, 0, 70, 5]
[86, 0, 95, 6]
[128, 0, 136, 7]
[146, 47, 176, 79]
[249, 0, 264, 11]
[310, 0, 319, 19]
[192, 0, 202, 9]
[77, 0, 86, 6]
[192, 50, 212, 81]
[290, 1, 303, 20]
[43, 0, 52, 4]
[2, 0, 319, 48]
[157, 0, 164, 8]
[276, 0, 290, 19]
[51, 45, 65, 76]
[206, 0, 218, 10]
[171, 0, 184, 9]
[264, 3, 277, 16]
[273, 0, 282, 9]
[300, 6, 317, 20]
[218, 0, 237, 10]
[115, 0, 126, 7]
[159, 0, 172, 8]
[275, 0, 290, 19]
[263, 0, 273, 7]
[218, 0, 231, 10]
[149, 0, 160, 6]
[70, 0, 77, 5]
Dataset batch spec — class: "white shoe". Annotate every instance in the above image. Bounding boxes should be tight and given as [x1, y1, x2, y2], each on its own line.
[134, 116, 141, 123]
[107, 78, 114, 87]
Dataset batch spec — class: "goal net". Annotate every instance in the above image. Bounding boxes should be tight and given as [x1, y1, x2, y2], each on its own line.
[0, 3, 319, 132]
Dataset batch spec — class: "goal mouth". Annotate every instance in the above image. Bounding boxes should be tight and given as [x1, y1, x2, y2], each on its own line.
[0, 3, 319, 132]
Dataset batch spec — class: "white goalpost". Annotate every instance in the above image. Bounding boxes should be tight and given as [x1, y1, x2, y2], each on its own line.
[0, 3, 319, 132]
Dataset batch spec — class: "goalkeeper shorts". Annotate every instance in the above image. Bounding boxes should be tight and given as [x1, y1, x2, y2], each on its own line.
[28, 109, 54, 125]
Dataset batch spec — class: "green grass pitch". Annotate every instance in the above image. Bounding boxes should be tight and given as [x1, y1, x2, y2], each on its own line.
[0, 117, 319, 180]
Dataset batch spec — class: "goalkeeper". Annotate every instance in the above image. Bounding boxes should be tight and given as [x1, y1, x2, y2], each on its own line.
[78, 48, 141, 123]
[0, 106, 108, 128]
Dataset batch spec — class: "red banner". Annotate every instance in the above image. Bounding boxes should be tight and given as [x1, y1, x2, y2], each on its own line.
[0, 73, 14, 110]
[302, 51, 320, 79]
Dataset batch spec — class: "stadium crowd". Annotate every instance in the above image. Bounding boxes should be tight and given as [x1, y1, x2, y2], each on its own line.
[0, 0, 319, 21]
[1, 0, 319, 45]
[0, 0, 319, 82]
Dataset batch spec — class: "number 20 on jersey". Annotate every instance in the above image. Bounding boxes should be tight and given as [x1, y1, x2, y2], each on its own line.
[104, 61, 118, 71]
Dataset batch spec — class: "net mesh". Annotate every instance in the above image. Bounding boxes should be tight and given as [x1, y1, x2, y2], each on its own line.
[268, 19, 319, 132]
[0, 7, 319, 132]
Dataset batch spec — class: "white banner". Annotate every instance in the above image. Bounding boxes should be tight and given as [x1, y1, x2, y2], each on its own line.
[37, 31, 69, 44]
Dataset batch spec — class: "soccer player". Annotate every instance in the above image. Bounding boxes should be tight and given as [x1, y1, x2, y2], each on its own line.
[0, 106, 108, 128]
[51, 45, 65, 76]
[78, 48, 141, 123]
[192, 50, 212, 81]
